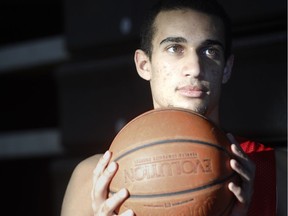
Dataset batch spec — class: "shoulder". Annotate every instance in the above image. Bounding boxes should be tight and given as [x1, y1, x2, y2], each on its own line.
[61, 154, 103, 216]
[68, 154, 103, 191]
[74, 154, 103, 177]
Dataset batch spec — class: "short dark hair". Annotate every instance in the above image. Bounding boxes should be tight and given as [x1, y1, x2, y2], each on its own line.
[140, 0, 232, 60]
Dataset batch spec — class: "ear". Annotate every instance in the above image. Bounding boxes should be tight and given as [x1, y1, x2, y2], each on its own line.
[222, 54, 234, 84]
[134, 49, 152, 81]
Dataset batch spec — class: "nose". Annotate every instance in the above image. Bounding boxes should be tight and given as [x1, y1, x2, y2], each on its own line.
[182, 50, 201, 78]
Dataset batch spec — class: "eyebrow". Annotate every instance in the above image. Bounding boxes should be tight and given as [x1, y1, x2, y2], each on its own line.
[160, 37, 187, 45]
[202, 39, 225, 50]
[159, 37, 224, 50]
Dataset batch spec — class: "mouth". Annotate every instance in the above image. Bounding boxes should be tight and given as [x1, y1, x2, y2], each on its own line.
[176, 84, 208, 98]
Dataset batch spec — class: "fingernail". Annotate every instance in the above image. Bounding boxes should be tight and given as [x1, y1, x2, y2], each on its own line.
[228, 182, 234, 191]
[119, 188, 128, 198]
[124, 209, 134, 216]
[107, 162, 117, 172]
[103, 151, 110, 160]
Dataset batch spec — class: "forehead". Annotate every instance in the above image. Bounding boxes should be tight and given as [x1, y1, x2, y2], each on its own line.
[153, 9, 225, 46]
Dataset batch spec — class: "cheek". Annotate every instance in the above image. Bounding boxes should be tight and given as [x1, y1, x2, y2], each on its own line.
[203, 58, 224, 79]
[205, 68, 224, 96]
[153, 62, 174, 82]
[210, 70, 223, 82]
[163, 71, 171, 82]
[204, 62, 224, 82]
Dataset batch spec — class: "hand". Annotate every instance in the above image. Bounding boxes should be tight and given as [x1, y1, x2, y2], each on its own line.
[91, 151, 134, 216]
[227, 133, 256, 216]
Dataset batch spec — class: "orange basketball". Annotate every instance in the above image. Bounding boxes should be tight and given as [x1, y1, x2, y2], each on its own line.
[109, 108, 237, 216]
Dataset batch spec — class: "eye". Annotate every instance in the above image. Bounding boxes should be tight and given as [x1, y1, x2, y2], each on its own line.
[204, 47, 218, 57]
[167, 44, 184, 54]
[206, 48, 216, 55]
[202, 47, 223, 59]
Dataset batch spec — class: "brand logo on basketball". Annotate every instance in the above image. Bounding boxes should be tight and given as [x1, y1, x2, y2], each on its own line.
[124, 152, 212, 183]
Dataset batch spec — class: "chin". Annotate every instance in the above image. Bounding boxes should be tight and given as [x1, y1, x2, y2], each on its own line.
[166, 104, 208, 116]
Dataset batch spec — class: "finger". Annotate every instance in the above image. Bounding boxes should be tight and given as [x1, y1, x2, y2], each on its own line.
[228, 182, 246, 204]
[227, 134, 249, 163]
[227, 133, 247, 157]
[230, 158, 250, 181]
[229, 158, 254, 204]
[227, 134, 255, 181]
[91, 151, 113, 203]
[93, 161, 118, 201]
[99, 188, 130, 215]
[226, 133, 237, 144]
[231, 144, 256, 176]
[230, 143, 248, 162]
[93, 151, 112, 179]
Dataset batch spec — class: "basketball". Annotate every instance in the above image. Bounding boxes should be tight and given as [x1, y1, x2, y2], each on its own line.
[108, 108, 237, 216]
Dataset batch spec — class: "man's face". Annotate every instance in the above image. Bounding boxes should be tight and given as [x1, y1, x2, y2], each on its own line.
[146, 9, 229, 118]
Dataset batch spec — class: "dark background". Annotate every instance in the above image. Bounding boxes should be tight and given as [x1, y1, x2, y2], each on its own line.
[0, 0, 286, 215]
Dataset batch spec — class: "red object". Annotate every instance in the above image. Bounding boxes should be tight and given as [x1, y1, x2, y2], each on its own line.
[238, 137, 276, 216]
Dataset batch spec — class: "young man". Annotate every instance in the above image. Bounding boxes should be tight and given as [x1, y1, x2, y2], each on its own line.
[61, 0, 281, 215]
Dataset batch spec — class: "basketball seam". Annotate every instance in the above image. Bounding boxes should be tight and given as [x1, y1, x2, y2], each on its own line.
[110, 172, 236, 198]
[113, 139, 232, 162]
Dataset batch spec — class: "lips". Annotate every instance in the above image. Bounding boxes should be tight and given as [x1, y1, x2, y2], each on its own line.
[176, 84, 208, 98]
